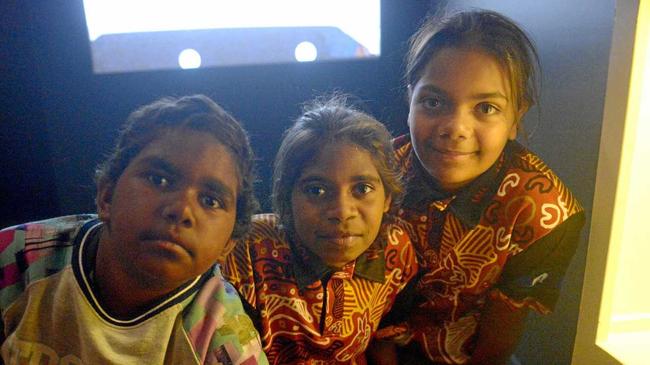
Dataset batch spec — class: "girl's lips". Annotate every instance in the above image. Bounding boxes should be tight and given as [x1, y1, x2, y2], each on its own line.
[321, 236, 360, 247]
[432, 148, 476, 162]
[140, 232, 193, 256]
[316, 231, 360, 238]
[434, 147, 474, 156]
[147, 239, 184, 251]
[316, 233, 363, 246]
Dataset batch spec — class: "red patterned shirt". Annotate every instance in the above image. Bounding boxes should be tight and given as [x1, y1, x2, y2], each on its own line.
[379, 136, 585, 364]
[222, 213, 418, 365]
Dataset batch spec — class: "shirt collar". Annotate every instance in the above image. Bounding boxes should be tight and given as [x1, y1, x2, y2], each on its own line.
[400, 136, 515, 228]
[290, 231, 387, 290]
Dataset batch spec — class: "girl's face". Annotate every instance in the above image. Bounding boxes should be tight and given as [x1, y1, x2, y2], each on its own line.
[408, 47, 522, 192]
[97, 128, 239, 293]
[291, 141, 391, 269]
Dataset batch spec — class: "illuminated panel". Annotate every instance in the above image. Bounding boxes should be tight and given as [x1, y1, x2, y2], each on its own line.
[81, 0, 381, 74]
[573, 1, 650, 364]
[598, 1, 650, 362]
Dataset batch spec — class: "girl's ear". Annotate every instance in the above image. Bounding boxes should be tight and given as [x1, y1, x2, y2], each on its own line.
[217, 238, 238, 262]
[510, 103, 529, 140]
[383, 194, 393, 213]
[508, 122, 519, 140]
[517, 102, 529, 120]
[96, 181, 114, 222]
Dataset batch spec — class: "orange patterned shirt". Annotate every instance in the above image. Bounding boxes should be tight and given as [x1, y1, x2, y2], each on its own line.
[379, 136, 585, 364]
[222, 213, 417, 365]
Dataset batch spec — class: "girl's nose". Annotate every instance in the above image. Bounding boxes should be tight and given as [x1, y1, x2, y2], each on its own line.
[326, 192, 358, 223]
[438, 109, 471, 140]
[161, 190, 196, 228]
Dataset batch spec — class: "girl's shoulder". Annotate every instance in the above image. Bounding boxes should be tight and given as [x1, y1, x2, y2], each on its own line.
[489, 143, 584, 228]
[249, 213, 282, 235]
[382, 214, 413, 239]
[500, 142, 581, 206]
[381, 215, 418, 255]
[377, 214, 419, 284]
[245, 213, 292, 251]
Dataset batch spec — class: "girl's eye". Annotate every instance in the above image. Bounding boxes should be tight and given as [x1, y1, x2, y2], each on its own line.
[422, 97, 441, 110]
[353, 183, 375, 196]
[303, 185, 326, 197]
[147, 174, 171, 188]
[477, 103, 499, 115]
[200, 194, 223, 210]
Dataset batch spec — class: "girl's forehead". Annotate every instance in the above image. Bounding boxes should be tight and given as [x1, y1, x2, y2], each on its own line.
[148, 127, 229, 155]
[135, 129, 227, 164]
[299, 141, 380, 177]
[420, 48, 511, 90]
[309, 141, 366, 165]
[429, 47, 507, 74]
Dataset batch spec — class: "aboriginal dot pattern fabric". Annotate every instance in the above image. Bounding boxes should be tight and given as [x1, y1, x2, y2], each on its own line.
[223, 214, 418, 365]
[380, 136, 585, 364]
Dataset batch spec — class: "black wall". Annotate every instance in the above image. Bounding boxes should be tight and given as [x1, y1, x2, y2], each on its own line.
[1, 1, 434, 227]
[1, 3, 59, 226]
[1, 2, 613, 364]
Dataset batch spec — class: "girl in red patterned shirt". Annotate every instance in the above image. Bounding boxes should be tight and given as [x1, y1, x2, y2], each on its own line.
[223, 96, 418, 364]
[370, 9, 585, 365]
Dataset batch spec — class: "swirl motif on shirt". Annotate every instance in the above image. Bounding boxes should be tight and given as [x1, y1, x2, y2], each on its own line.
[498, 172, 520, 197]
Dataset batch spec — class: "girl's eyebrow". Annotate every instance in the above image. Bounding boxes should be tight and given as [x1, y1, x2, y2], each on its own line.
[417, 84, 446, 96]
[139, 157, 179, 176]
[298, 174, 382, 184]
[419, 84, 508, 101]
[296, 175, 327, 185]
[350, 175, 382, 183]
[471, 92, 508, 101]
[203, 179, 235, 204]
[138, 156, 235, 202]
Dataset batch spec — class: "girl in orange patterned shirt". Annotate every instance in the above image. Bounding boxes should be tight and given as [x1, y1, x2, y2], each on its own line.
[223, 96, 417, 364]
[371, 9, 585, 365]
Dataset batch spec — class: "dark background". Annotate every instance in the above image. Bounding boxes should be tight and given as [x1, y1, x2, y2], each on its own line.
[1, 1, 614, 364]
[0, 1, 437, 227]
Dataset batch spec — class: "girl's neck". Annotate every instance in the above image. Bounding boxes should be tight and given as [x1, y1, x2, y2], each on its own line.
[93, 227, 172, 319]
